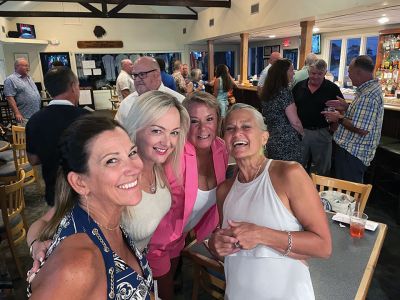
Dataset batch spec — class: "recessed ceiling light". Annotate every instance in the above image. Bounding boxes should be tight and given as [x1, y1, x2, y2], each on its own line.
[313, 27, 320, 33]
[269, 35, 276, 38]
[378, 17, 389, 24]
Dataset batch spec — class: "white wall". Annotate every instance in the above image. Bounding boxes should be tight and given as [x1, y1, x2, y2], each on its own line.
[182, 0, 389, 43]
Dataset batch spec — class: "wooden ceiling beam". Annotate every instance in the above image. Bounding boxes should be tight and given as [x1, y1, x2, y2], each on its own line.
[5, 0, 231, 7]
[0, 11, 198, 19]
[79, 3, 103, 16]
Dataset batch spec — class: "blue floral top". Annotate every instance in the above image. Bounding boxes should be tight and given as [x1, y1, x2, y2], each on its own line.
[27, 205, 153, 299]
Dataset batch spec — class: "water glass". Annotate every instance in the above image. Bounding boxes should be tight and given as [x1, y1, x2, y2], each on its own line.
[350, 212, 368, 238]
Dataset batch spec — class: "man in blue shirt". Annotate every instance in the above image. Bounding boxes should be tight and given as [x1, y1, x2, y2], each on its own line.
[4, 58, 41, 124]
[156, 57, 177, 91]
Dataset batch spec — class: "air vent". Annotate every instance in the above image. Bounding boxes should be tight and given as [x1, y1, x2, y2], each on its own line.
[183, 28, 186, 34]
[251, 3, 259, 15]
[209, 18, 214, 27]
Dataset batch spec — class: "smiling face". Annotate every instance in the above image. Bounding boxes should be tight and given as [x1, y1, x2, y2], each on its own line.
[81, 127, 143, 208]
[135, 107, 181, 166]
[224, 109, 268, 159]
[187, 102, 218, 151]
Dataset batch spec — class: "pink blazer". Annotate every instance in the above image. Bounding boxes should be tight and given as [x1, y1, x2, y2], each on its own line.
[148, 137, 228, 251]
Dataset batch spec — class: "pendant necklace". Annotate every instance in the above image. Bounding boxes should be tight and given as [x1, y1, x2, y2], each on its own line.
[149, 167, 157, 193]
[240, 157, 266, 183]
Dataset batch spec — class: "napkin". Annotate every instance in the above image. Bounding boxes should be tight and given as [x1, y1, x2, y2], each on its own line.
[332, 213, 379, 231]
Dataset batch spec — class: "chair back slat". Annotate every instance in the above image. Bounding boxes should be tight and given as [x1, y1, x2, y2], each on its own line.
[11, 125, 26, 145]
[311, 173, 372, 213]
[1, 170, 26, 218]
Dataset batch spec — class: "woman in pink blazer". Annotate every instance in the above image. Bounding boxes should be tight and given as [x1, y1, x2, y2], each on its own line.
[148, 92, 228, 300]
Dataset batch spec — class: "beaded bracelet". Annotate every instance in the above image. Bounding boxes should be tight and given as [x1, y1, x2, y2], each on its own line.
[282, 231, 292, 256]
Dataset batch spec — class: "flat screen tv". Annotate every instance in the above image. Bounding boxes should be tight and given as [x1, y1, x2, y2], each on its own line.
[40, 52, 71, 77]
[312, 34, 321, 54]
[16, 23, 36, 39]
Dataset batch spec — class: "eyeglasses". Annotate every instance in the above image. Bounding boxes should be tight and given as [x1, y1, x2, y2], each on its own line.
[132, 69, 157, 80]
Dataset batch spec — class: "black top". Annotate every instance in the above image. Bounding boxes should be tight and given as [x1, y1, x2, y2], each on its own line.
[293, 79, 343, 129]
[26, 104, 89, 206]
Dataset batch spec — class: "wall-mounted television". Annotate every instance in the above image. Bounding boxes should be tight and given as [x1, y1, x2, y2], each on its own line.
[312, 34, 321, 54]
[16, 23, 36, 39]
[39, 52, 71, 78]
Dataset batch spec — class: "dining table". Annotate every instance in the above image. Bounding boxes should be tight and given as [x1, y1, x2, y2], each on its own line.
[185, 212, 387, 300]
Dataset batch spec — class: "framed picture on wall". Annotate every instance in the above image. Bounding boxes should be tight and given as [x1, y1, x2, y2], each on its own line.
[271, 45, 281, 53]
[14, 53, 29, 64]
[263, 46, 272, 56]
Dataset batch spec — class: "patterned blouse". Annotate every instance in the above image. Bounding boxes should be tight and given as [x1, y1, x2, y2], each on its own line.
[27, 205, 153, 299]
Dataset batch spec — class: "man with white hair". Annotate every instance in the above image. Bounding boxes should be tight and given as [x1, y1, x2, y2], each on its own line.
[116, 59, 135, 101]
[115, 56, 184, 124]
[4, 58, 41, 123]
[257, 51, 281, 92]
[292, 53, 318, 87]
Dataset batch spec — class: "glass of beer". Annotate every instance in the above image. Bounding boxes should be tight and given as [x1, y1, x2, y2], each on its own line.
[350, 211, 368, 238]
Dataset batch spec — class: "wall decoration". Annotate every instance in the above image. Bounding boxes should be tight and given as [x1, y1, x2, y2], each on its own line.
[16, 23, 36, 39]
[271, 45, 281, 53]
[263, 46, 272, 56]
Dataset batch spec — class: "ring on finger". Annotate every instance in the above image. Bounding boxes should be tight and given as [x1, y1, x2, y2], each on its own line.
[234, 241, 241, 248]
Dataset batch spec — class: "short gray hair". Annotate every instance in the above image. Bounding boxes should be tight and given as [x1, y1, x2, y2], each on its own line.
[309, 59, 327, 72]
[305, 53, 318, 66]
[225, 103, 267, 132]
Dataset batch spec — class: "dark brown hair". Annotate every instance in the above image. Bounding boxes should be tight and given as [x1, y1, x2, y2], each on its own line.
[215, 64, 234, 92]
[260, 58, 292, 102]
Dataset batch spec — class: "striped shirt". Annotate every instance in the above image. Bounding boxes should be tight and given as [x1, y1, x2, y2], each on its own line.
[333, 79, 384, 166]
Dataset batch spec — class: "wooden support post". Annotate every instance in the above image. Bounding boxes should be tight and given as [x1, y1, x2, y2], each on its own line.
[208, 40, 215, 82]
[240, 32, 249, 84]
[299, 20, 315, 69]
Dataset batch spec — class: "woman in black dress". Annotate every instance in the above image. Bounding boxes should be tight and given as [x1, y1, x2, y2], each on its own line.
[260, 59, 304, 162]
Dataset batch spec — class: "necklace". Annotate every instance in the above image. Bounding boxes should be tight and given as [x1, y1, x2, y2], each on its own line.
[239, 157, 267, 183]
[144, 166, 157, 193]
[93, 219, 120, 231]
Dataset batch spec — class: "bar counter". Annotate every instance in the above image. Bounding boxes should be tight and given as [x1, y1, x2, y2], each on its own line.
[233, 84, 400, 139]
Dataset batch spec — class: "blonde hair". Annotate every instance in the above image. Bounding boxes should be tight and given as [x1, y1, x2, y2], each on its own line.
[123, 90, 189, 182]
[190, 68, 202, 82]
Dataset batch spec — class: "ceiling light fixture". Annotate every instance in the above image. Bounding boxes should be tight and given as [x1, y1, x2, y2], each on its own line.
[378, 17, 389, 24]
[269, 35, 276, 38]
[313, 27, 320, 33]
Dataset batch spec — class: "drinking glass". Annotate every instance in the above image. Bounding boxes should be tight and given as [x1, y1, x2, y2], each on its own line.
[324, 107, 336, 123]
[350, 212, 368, 238]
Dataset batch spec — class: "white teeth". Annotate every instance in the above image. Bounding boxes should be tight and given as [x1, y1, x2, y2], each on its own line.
[118, 180, 138, 189]
[154, 147, 167, 153]
[198, 135, 209, 139]
[233, 140, 248, 147]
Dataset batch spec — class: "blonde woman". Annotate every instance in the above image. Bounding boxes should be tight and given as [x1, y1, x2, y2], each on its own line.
[187, 68, 205, 94]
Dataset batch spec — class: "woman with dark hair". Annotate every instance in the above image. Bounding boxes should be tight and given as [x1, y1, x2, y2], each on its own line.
[260, 58, 304, 162]
[213, 64, 236, 117]
[27, 115, 153, 299]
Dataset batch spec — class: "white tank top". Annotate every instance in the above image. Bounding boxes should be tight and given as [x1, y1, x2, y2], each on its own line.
[184, 187, 216, 232]
[223, 159, 315, 300]
[121, 173, 171, 252]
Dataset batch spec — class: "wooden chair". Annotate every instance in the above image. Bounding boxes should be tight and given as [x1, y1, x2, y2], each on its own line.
[311, 173, 372, 213]
[0, 126, 38, 189]
[183, 240, 225, 300]
[0, 170, 27, 278]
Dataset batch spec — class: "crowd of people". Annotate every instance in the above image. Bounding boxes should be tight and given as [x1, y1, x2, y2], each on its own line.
[1, 52, 382, 299]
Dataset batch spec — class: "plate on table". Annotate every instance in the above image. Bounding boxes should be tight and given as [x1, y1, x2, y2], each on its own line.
[319, 190, 355, 214]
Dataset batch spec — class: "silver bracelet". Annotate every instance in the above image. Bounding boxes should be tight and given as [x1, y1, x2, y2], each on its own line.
[282, 231, 292, 256]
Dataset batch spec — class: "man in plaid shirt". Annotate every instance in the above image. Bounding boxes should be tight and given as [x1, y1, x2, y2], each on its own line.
[322, 55, 384, 183]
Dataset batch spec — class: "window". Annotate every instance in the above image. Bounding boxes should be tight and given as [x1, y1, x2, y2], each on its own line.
[248, 46, 264, 78]
[326, 35, 378, 84]
[366, 36, 378, 64]
[346, 38, 361, 65]
[329, 39, 342, 81]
